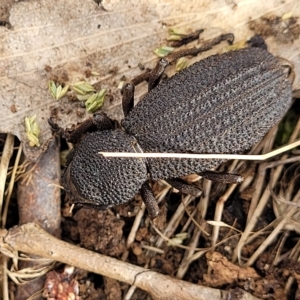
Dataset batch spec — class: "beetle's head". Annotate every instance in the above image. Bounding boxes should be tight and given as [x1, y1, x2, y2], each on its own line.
[62, 129, 148, 209]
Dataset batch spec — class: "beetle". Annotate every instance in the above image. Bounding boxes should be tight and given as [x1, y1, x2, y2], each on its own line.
[49, 32, 293, 218]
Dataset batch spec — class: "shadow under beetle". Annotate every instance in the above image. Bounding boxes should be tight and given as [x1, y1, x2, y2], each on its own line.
[49, 31, 293, 218]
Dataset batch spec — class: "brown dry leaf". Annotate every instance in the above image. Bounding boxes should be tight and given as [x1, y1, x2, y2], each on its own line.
[204, 251, 260, 287]
[1, 0, 300, 161]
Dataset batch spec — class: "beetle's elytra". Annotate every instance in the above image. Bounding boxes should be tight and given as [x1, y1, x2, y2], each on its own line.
[50, 37, 292, 218]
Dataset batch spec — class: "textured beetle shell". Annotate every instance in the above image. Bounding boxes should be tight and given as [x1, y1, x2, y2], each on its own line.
[122, 47, 292, 180]
[64, 130, 148, 207]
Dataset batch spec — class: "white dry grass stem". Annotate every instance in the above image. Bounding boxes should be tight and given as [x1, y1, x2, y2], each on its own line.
[0, 134, 14, 228]
[211, 184, 238, 247]
[246, 191, 300, 267]
[233, 118, 300, 264]
[246, 128, 278, 223]
[153, 195, 195, 250]
[99, 139, 300, 159]
[176, 179, 211, 279]
[126, 184, 170, 248]
[2, 143, 23, 228]
[284, 238, 300, 293]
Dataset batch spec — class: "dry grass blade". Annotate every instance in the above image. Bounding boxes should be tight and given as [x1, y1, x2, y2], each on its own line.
[99, 139, 300, 158]
[127, 184, 170, 248]
[151, 224, 205, 251]
[0, 135, 14, 228]
[1, 143, 22, 228]
[0, 134, 14, 300]
[246, 202, 299, 267]
[175, 179, 212, 279]
[6, 261, 55, 284]
[211, 183, 238, 247]
[153, 195, 195, 250]
[233, 118, 300, 264]
[285, 238, 300, 293]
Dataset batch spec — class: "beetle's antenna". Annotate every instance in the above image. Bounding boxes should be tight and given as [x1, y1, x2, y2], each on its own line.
[99, 139, 300, 160]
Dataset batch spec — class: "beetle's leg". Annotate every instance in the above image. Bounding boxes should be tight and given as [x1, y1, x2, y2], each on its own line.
[199, 171, 243, 184]
[48, 112, 114, 143]
[165, 178, 202, 197]
[140, 181, 159, 219]
[146, 29, 205, 91]
[121, 71, 151, 117]
[122, 32, 234, 117]
[148, 33, 234, 90]
[170, 29, 204, 47]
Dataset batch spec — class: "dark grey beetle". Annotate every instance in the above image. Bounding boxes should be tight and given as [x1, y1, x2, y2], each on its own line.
[49, 33, 293, 218]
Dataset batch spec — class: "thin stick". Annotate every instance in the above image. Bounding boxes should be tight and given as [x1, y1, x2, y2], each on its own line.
[99, 140, 300, 160]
